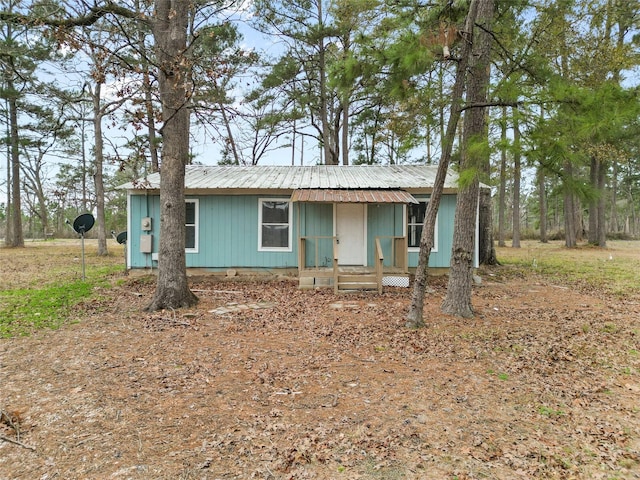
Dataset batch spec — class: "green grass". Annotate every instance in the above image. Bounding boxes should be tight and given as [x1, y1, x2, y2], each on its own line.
[0, 282, 92, 337]
[496, 240, 640, 296]
[538, 405, 566, 417]
[487, 369, 510, 381]
[0, 264, 122, 338]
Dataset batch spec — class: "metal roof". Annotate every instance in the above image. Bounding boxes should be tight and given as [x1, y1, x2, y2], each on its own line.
[291, 189, 418, 204]
[121, 164, 459, 191]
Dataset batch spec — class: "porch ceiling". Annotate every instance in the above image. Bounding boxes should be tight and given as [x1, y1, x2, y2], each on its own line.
[291, 189, 418, 204]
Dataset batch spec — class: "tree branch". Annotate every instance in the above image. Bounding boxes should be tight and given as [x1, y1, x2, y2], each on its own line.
[0, 2, 144, 28]
[0, 434, 35, 451]
[460, 100, 522, 112]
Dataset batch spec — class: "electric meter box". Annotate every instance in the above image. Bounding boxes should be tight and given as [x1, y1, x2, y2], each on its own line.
[140, 234, 153, 253]
[141, 217, 152, 231]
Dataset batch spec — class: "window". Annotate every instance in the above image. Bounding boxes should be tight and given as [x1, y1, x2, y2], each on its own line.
[259, 199, 292, 251]
[185, 199, 198, 252]
[407, 199, 438, 252]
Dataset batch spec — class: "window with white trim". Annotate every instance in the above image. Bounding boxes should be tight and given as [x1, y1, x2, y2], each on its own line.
[407, 199, 438, 252]
[185, 199, 199, 252]
[258, 198, 292, 251]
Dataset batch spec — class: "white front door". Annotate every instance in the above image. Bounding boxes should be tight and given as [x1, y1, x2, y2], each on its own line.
[336, 203, 366, 265]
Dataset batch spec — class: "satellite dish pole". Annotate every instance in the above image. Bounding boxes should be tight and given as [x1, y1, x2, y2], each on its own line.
[72, 213, 95, 280]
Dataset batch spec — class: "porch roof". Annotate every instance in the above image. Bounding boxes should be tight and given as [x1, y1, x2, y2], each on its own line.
[291, 189, 418, 204]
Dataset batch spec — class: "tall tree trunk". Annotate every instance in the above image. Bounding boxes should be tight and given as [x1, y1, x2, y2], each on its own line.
[563, 161, 577, 247]
[597, 160, 607, 247]
[135, 1, 160, 173]
[477, 70, 497, 262]
[291, 117, 296, 166]
[342, 95, 349, 165]
[610, 159, 618, 233]
[4, 101, 12, 245]
[317, 0, 333, 165]
[22, 156, 49, 238]
[574, 195, 583, 242]
[146, 0, 198, 312]
[441, 180, 480, 318]
[144, 69, 160, 173]
[588, 156, 598, 244]
[629, 190, 638, 236]
[93, 83, 108, 256]
[36, 183, 48, 238]
[80, 120, 88, 211]
[136, 8, 160, 173]
[406, 0, 479, 328]
[538, 167, 548, 243]
[442, 0, 494, 319]
[497, 106, 507, 247]
[511, 105, 521, 248]
[537, 104, 548, 243]
[478, 106, 497, 263]
[216, 80, 240, 165]
[8, 92, 23, 248]
[478, 187, 497, 264]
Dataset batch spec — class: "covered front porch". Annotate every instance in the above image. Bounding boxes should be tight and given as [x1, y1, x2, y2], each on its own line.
[298, 235, 410, 293]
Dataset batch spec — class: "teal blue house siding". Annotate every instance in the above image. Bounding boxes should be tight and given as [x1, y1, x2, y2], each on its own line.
[127, 192, 458, 270]
[128, 194, 161, 268]
[129, 194, 299, 269]
[194, 195, 298, 268]
[367, 204, 404, 267]
[407, 194, 456, 269]
[299, 203, 334, 268]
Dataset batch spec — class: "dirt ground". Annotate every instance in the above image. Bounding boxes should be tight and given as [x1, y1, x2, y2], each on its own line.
[1, 241, 640, 479]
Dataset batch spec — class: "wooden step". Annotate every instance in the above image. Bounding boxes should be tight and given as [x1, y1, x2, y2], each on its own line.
[336, 274, 379, 291]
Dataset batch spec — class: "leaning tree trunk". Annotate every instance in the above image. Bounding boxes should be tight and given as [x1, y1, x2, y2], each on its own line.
[405, 0, 479, 328]
[441, 0, 494, 319]
[145, 0, 198, 312]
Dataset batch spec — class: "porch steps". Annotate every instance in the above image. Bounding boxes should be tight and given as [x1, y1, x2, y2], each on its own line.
[336, 273, 378, 292]
[298, 270, 410, 292]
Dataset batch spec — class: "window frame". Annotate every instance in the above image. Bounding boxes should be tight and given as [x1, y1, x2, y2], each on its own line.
[185, 199, 199, 253]
[406, 198, 438, 253]
[258, 198, 293, 252]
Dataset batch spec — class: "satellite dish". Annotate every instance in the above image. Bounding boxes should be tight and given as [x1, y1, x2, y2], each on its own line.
[72, 213, 95, 235]
[116, 231, 127, 245]
[70, 213, 95, 281]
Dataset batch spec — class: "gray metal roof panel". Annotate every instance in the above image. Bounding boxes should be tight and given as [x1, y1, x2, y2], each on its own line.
[120, 165, 460, 191]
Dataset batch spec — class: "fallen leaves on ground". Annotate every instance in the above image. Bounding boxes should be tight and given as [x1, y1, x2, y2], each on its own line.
[1, 269, 639, 479]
